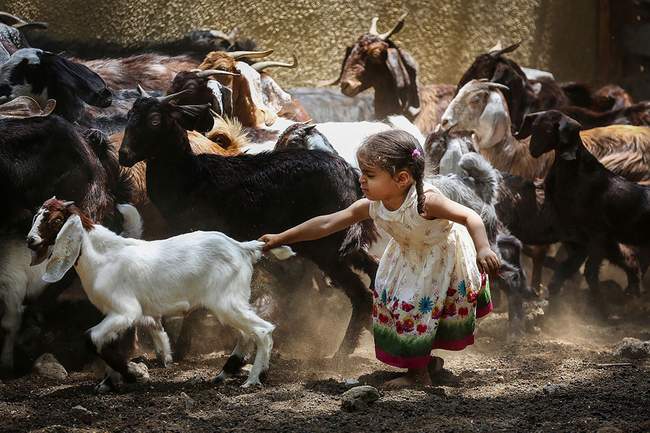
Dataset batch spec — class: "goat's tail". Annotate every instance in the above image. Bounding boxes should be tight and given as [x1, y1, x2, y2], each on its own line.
[459, 153, 500, 204]
[339, 219, 378, 257]
[241, 241, 296, 263]
[116, 204, 144, 239]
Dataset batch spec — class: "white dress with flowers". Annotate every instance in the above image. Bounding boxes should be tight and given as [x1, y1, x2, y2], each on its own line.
[369, 183, 492, 369]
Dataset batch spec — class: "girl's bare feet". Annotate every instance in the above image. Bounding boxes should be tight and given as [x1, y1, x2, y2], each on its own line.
[383, 366, 433, 389]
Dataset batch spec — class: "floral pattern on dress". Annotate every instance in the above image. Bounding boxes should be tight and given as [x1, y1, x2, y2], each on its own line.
[369, 183, 492, 369]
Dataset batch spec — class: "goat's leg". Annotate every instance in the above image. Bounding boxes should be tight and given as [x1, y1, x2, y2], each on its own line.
[320, 263, 373, 358]
[149, 318, 173, 368]
[546, 243, 588, 313]
[526, 244, 551, 293]
[0, 293, 23, 372]
[583, 252, 609, 320]
[212, 305, 274, 388]
[172, 308, 205, 361]
[213, 332, 250, 384]
[607, 244, 643, 297]
[89, 326, 138, 393]
[87, 314, 138, 390]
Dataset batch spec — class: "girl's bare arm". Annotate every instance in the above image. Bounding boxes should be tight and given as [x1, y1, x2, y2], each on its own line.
[260, 199, 371, 249]
[421, 190, 500, 274]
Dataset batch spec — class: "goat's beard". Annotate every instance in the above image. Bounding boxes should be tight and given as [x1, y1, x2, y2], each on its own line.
[29, 244, 50, 266]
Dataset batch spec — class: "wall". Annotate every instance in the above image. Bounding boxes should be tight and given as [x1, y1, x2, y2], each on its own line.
[3, 0, 599, 88]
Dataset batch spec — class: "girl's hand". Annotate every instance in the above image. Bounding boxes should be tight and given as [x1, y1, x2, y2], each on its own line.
[259, 234, 284, 251]
[477, 247, 500, 275]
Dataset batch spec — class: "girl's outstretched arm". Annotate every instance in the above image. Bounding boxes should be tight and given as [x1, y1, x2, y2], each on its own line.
[421, 190, 500, 274]
[260, 198, 371, 250]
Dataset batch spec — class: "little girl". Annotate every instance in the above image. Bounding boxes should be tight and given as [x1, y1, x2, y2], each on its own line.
[260, 130, 500, 387]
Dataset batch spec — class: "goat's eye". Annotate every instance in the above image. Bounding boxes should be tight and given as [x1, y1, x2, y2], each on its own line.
[148, 113, 161, 127]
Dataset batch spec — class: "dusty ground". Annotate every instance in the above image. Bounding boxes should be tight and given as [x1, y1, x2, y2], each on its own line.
[1, 272, 650, 433]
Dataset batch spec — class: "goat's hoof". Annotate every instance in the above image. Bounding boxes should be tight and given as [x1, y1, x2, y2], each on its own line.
[94, 376, 116, 394]
[241, 378, 262, 388]
[156, 353, 173, 369]
[212, 371, 229, 384]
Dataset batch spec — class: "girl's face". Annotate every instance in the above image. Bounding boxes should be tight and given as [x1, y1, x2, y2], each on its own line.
[358, 161, 412, 201]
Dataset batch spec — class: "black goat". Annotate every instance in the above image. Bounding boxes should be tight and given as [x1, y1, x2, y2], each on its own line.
[0, 114, 133, 373]
[119, 92, 378, 363]
[0, 48, 112, 123]
[22, 28, 257, 62]
[274, 122, 337, 153]
[521, 110, 650, 311]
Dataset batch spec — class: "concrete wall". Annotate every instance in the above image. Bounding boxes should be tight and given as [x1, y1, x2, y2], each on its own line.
[3, 0, 599, 88]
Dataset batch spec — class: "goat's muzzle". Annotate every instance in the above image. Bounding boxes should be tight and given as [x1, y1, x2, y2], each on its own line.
[118, 147, 138, 168]
[27, 236, 49, 266]
[340, 79, 362, 97]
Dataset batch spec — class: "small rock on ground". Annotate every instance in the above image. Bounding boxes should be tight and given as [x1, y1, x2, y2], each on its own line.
[127, 361, 150, 382]
[71, 405, 95, 424]
[180, 391, 195, 410]
[341, 385, 380, 411]
[33, 353, 68, 381]
[614, 338, 650, 360]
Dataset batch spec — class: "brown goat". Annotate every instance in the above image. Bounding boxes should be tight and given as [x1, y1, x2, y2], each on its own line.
[327, 14, 455, 134]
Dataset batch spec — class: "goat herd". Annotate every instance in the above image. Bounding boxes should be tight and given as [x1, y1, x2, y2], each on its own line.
[1, 12, 649, 393]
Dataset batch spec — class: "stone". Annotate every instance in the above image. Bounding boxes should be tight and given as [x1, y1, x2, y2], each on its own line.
[542, 383, 566, 396]
[614, 338, 650, 360]
[33, 353, 68, 381]
[127, 361, 150, 382]
[341, 385, 380, 411]
[71, 405, 95, 424]
[180, 391, 195, 410]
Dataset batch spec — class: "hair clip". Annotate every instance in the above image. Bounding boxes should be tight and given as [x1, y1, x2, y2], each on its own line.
[412, 148, 422, 159]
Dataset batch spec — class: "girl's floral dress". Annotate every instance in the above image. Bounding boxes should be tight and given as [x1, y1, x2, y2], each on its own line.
[369, 183, 492, 369]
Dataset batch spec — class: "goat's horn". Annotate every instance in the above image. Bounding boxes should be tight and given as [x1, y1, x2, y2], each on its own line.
[196, 69, 240, 78]
[488, 41, 503, 53]
[379, 12, 407, 40]
[0, 12, 26, 26]
[489, 41, 521, 57]
[227, 49, 274, 60]
[368, 17, 380, 35]
[158, 88, 192, 103]
[137, 84, 152, 98]
[14, 21, 48, 30]
[208, 29, 234, 43]
[487, 82, 510, 91]
[251, 54, 298, 72]
[62, 200, 74, 207]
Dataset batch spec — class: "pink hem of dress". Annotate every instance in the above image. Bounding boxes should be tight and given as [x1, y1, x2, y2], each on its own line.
[375, 348, 432, 369]
[432, 334, 475, 351]
[477, 301, 494, 318]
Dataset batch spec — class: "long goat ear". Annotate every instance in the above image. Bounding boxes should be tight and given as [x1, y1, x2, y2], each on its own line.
[386, 47, 420, 117]
[491, 62, 527, 133]
[42, 215, 83, 283]
[557, 115, 581, 160]
[515, 112, 540, 140]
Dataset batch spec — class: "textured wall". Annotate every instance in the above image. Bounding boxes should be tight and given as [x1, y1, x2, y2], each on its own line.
[3, 0, 598, 87]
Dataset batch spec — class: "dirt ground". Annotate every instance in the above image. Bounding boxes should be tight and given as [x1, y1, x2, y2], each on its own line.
[1, 271, 650, 433]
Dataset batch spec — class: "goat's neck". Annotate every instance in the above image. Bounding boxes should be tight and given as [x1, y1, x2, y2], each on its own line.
[145, 129, 198, 211]
[373, 74, 414, 119]
[479, 133, 554, 180]
[74, 225, 129, 293]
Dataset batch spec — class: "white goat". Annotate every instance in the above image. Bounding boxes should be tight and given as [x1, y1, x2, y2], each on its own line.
[27, 198, 293, 388]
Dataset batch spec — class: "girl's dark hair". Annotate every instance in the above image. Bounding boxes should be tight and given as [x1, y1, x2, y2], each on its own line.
[357, 130, 426, 213]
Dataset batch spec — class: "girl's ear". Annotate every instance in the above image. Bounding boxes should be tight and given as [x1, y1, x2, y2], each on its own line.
[394, 170, 412, 187]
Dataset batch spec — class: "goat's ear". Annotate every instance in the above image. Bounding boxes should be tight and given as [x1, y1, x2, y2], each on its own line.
[515, 112, 539, 139]
[220, 85, 234, 118]
[41, 52, 111, 107]
[557, 116, 581, 160]
[491, 62, 527, 133]
[42, 215, 83, 283]
[386, 48, 420, 117]
[170, 104, 214, 133]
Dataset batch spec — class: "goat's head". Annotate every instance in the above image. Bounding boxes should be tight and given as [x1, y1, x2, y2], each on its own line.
[198, 50, 278, 127]
[496, 234, 537, 301]
[518, 110, 582, 159]
[167, 69, 237, 116]
[0, 48, 111, 121]
[327, 14, 419, 115]
[457, 42, 532, 132]
[119, 88, 213, 167]
[593, 84, 633, 111]
[441, 80, 511, 149]
[275, 121, 337, 154]
[27, 197, 93, 282]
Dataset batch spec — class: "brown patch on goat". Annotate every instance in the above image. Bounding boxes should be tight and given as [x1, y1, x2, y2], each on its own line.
[36, 199, 95, 250]
[198, 51, 262, 127]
